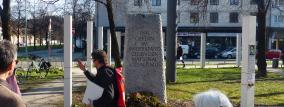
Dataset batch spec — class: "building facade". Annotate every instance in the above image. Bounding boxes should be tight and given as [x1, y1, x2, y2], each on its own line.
[96, 0, 284, 55]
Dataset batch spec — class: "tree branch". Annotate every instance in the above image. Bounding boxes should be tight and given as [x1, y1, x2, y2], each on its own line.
[265, 0, 271, 13]
[93, 0, 107, 6]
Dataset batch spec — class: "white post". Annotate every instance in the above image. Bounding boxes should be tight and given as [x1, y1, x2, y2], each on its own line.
[107, 29, 112, 65]
[98, 26, 104, 50]
[87, 21, 93, 72]
[64, 16, 72, 107]
[200, 33, 206, 68]
[116, 32, 121, 55]
[236, 33, 242, 67]
[241, 16, 256, 107]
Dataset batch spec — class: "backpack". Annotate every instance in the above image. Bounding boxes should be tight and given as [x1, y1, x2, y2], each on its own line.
[115, 67, 126, 107]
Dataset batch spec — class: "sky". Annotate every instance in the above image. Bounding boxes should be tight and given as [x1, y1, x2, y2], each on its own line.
[0, 0, 65, 10]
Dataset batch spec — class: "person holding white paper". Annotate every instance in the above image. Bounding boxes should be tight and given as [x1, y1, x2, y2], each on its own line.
[78, 50, 119, 107]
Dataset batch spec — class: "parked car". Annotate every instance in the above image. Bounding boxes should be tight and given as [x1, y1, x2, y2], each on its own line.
[220, 48, 236, 59]
[266, 49, 282, 59]
[193, 47, 220, 59]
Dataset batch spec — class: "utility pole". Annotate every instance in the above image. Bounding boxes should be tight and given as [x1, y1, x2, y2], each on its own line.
[166, 0, 178, 83]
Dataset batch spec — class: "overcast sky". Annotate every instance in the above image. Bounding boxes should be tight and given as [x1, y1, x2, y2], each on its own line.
[0, 0, 64, 9]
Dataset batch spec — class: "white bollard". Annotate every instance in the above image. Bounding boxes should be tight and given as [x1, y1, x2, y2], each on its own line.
[64, 16, 73, 107]
[241, 16, 256, 107]
[236, 33, 242, 67]
[98, 26, 104, 50]
[200, 33, 206, 68]
[87, 21, 93, 72]
[107, 29, 112, 65]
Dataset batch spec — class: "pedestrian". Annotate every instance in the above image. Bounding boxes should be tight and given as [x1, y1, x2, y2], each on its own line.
[193, 90, 233, 107]
[77, 50, 119, 107]
[0, 40, 26, 107]
[177, 44, 185, 68]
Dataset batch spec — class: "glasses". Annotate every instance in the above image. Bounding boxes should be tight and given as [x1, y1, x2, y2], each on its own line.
[15, 60, 19, 65]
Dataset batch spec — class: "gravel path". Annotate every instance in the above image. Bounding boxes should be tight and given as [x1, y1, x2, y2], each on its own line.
[22, 68, 88, 107]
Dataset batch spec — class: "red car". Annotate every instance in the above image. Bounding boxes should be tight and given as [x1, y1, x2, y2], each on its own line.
[266, 49, 282, 59]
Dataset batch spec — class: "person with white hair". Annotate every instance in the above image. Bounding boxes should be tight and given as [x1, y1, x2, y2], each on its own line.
[193, 90, 233, 107]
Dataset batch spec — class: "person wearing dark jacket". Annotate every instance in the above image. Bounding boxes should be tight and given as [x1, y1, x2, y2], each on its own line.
[177, 44, 185, 68]
[78, 50, 118, 107]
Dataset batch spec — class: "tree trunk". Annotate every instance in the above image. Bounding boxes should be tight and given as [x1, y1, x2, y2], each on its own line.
[105, 0, 122, 67]
[17, 19, 20, 49]
[33, 19, 36, 50]
[256, 0, 268, 77]
[33, 33, 36, 50]
[46, 32, 48, 48]
[1, 0, 12, 41]
[40, 36, 42, 46]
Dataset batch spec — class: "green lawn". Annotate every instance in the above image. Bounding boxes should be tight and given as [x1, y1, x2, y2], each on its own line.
[16, 68, 64, 92]
[18, 45, 63, 52]
[167, 68, 284, 106]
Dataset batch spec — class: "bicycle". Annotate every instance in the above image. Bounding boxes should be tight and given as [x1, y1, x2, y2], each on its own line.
[27, 54, 52, 78]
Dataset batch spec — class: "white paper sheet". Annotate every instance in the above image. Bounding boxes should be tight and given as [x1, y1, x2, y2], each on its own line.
[82, 80, 104, 104]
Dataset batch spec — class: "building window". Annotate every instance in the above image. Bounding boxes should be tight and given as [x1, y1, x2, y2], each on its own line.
[190, 12, 199, 23]
[152, 0, 161, 6]
[275, 15, 284, 23]
[134, 0, 143, 6]
[229, 12, 239, 23]
[250, 0, 257, 5]
[191, 0, 199, 5]
[230, 0, 239, 5]
[210, 12, 218, 23]
[280, 0, 284, 6]
[250, 12, 257, 16]
[274, 15, 278, 22]
[210, 0, 219, 5]
[278, 15, 284, 23]
[275, 0, 284, 6]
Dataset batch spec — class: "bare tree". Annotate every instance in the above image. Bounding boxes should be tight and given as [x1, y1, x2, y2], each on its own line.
[10, 0, 25, 48]
[93, 0, 122, 67]
[256, 0, 271, 77]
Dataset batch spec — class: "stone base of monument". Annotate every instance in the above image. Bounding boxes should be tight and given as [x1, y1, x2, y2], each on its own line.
[123, 14, 166, 103]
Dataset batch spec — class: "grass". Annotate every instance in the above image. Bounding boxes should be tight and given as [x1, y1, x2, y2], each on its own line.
[167, 68, 284, 106]
[71, 68, 284, 106]
[17, 45, 63, 52]
[16, 67, 64, 92]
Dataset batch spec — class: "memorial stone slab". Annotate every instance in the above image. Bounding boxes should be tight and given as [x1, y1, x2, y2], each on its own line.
[123, 14, 166, 103]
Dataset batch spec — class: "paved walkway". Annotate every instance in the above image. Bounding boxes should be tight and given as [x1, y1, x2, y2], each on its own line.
[267, 68, 284, 75]
[22, 68, 87, 107]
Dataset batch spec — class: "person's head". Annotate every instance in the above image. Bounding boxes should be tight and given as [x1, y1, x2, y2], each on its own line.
[91, 50, 108, 67]
[0, 40, 17, 79]
[193, 90, 233, 107]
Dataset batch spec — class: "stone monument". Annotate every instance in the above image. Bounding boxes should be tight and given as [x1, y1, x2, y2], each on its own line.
[123, 14, 166, 103]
